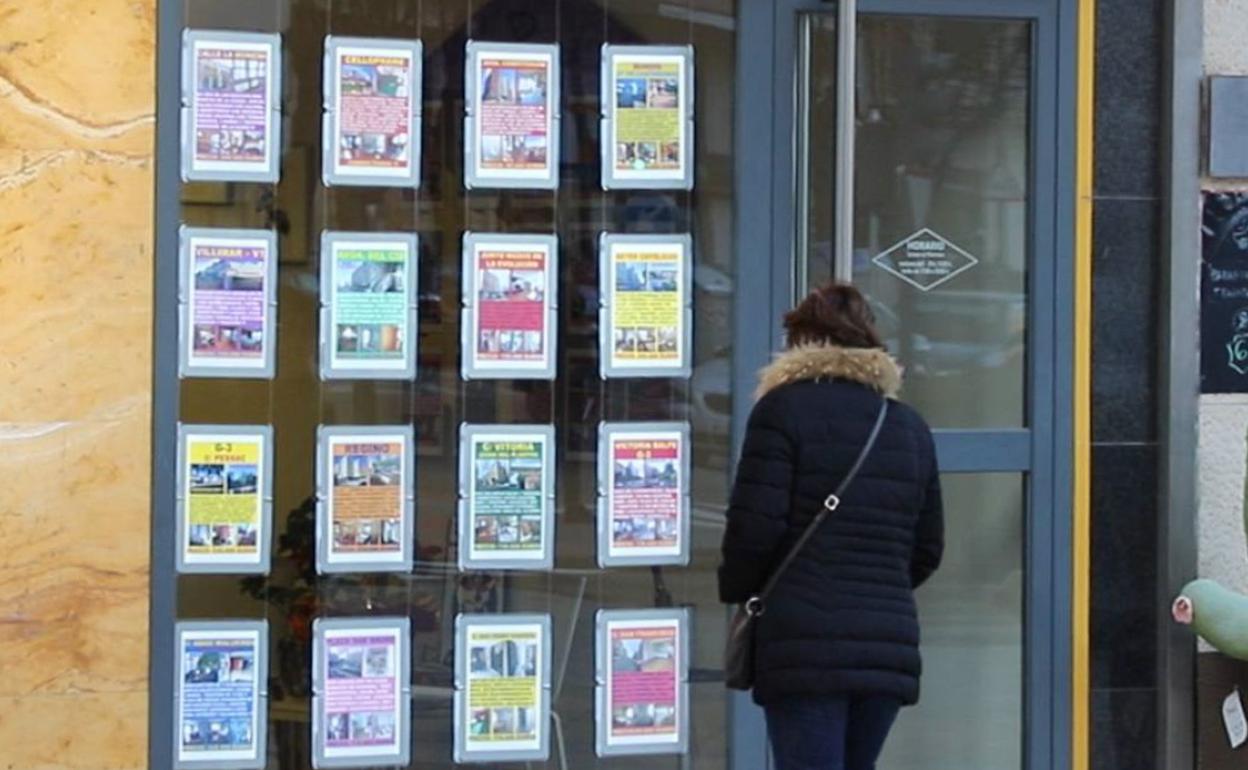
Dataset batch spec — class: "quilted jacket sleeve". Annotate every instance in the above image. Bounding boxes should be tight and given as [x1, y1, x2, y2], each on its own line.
[717, 393, 797, 604]
[909, 429, 945, 589]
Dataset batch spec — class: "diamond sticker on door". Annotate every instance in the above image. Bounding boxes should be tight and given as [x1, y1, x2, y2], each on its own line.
[871, 228, 979, 292]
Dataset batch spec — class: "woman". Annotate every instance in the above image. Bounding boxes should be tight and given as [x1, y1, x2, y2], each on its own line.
[718, 282, 944, 770]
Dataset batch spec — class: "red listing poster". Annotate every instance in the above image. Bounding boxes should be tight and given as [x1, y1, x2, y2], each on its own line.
[478, 58, 550, 172]
[610, 437, 680, 556]
[475, 249, 548, 367]
[334, 49, 413, 175]
[608, 622, 680, 744]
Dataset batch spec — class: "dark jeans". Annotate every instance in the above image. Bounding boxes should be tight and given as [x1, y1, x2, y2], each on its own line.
[764, 695, 902, 770]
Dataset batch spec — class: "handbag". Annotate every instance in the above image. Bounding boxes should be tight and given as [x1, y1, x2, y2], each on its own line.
[724, 400, 890, 691]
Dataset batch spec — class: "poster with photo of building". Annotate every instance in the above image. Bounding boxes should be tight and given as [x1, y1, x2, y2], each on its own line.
[311, 617, 411, 769]
[600, 45, 694, 190]
[181, 30, 281, 183]
[460, 233, 558, 380]
[597, 422, 691, 567]
[453, 613, 551, 764]
[174, 621, 269, 770]
[457, 424, 555, 570]
[599, 233, 693, 378]
[594, 609, 690, 757]
[176, 424, 273, 574]
[316, 426, 414, 574]
[322, 37, 422, 188]
[319, 232, 419, 380]
[179, 227, 278, 379]
[464, 41, 560, 190]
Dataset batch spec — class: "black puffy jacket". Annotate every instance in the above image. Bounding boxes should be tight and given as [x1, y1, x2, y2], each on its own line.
[718, 344, 944, 706]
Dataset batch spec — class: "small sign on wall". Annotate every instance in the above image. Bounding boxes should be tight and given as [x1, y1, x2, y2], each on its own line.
[1201, 193, 1248, 393]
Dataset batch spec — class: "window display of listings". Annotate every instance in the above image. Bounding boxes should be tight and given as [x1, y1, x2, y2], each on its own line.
[176, 424, 273, 574]
[322, 37, 422, 188]
[315, 426, 414, 574]
[178, 227, 278, 379]
[174, 621, 269, 770]
[594, 609, 690, 757]
[597, 422, 691, 567]
[319, 232, 418, 380]
[181, 30, 281, 183]
[461, 233, 558, 379]
[457, 424, 556, 570]
[599, 233, 693, 378]
[464, 41, 560, 189]
[311, 618, 411, 769]
[453, 614, 552, 764]
[600, 45, 694, 190]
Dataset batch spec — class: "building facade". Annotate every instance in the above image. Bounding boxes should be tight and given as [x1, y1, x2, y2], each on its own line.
[2, 0, 1244, 768]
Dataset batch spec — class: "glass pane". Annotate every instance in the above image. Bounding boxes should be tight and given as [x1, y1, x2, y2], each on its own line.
[174, 0, 737, 768]
[854, 17, 1029, 428]
[879, 473, 1024, 770]
[796, 12, 839, 297]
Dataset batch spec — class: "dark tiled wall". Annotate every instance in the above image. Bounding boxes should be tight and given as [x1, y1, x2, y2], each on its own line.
[1090, 0, 1163, 767]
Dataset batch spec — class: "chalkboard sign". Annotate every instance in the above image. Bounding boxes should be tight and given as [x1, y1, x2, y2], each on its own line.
[1202, 193, 1248, 393]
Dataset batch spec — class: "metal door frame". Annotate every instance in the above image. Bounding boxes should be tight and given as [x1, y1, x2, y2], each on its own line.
[731, 0, 1078, 768]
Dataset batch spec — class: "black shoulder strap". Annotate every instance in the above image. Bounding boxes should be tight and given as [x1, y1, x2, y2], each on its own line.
[749, 399, 890, 610]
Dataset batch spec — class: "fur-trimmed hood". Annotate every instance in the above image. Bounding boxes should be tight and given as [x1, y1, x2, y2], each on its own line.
[755, 344, 902, 400]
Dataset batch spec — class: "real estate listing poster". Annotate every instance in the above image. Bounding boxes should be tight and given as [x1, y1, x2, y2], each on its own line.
[453, 614, 551, 764]
[319, 232, 418, 380]
[599, 233, 693, 378]
[177, 425, 273, 574]
[322, 37, 422, 187]
[601, 46, 694, 190]
[174, 621, 269, 770]
[458, 425, 555, 570]
[597, 422, 691, 567]
[316, 426, 414, 574]
[179, 227, 278, 379]
[181, 30, 281, 183]
[311, 617, 411, 769]
[460, 233, 558, 380]
[594, 609, 690, 757]
[464, 41, 560, 189]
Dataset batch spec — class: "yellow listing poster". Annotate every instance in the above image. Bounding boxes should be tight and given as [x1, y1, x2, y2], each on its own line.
[455, 616, 550, 763]
[603, 46, 693, 189]
[602, 235, 691, 377]
[178, 426, 271, 573]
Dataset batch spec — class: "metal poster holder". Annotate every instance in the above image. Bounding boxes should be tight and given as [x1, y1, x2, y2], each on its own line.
[314, 425, 416, 575]
[597, 232, 694, 379]
[599, 45, 695, 191]
[463, 41, 562, 190]
[318, 231, 420, 381]
[457, 424, 557, 571]
[173, 620, 270, 770]
[452, 613, 553, 764]
[593, 608, 691, 757]
[310, 617, 412, 769]
[596, 421, 692, 568]
[321, 37, 423, 188]
[180, 30, 282, 183]
[175, 424, 274, 575]
[177, 226, 279, 380]
[460, 232, 559, 381]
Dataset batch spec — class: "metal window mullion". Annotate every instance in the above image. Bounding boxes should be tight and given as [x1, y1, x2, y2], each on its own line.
[834, 0, 857, 283]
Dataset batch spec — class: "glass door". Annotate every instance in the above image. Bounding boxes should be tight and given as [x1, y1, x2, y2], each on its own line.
[734, 1, 1069, 768]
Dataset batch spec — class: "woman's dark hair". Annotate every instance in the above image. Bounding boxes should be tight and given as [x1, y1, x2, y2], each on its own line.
[783, 282, 884, 350]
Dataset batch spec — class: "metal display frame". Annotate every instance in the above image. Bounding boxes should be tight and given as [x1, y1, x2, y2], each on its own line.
[598, 232, 693, 379]
[460, 232, 559, 380]
[463, 41, 562, 190]
[599, 45, 696, 191]
[452, 613, 553, 764]
[173, 620, 270, 770]
[457, 423, 557, 571]
[310, 617, 412, 769]
[593, 608, 691, 757]
[321, 37, 424, 188]
[596, 421, 692, 568]
[318, 231, 420, 381]
[314, 425, 416, 575]
[178, 226, 279, 380]
[180, 30, 282, 184]
[175, 424, 274, 575]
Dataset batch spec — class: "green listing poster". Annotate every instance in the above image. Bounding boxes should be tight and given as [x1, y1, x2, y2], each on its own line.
[470, 439, 545, 558]
[331, 243, 409, 369]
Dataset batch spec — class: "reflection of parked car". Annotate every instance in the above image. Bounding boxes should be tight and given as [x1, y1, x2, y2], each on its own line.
[865, 290, 1025, 379]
